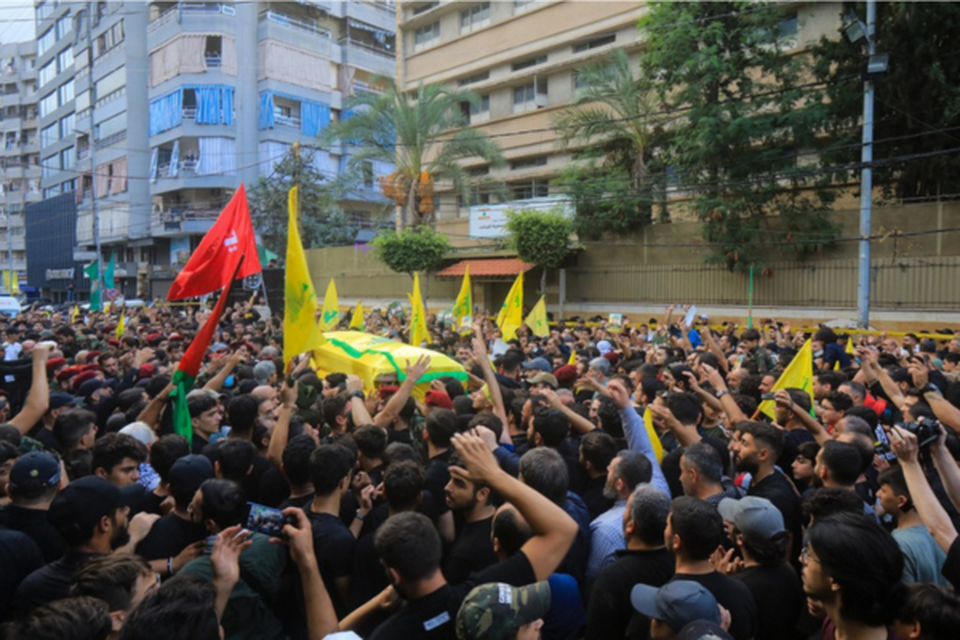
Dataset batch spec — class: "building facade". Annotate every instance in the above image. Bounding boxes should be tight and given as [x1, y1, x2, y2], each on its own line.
[0, 41, 40, 291]
[34, 0, 397, 300]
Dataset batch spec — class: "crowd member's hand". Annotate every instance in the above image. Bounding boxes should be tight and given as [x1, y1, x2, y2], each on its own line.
[357, 484, 377, 515]
[346, 375, 364, 394]
[719, 605, 732, 632]
[472, 425, 499, 451]
[210, 525, 252, 587]
[774, 389, 794, 411]
[172, 540, 205, 572]
[908, 360, 929, 389]
[277, 507, 316, 567]
[889, 425, 920, 465]
[32, 341, 54, 360]
[873, 454, 891, 472]
[375, 585, 399, 611]
[352, 470, 372, 494]
[712, 547, 744, 575]
[280, 378, 298, 409]
[127, 512, 160, 545]
[405, 355, 431, 384]
[451, 432, 503, 487]
[648, 404, 683, 433]
[681, 371, 702, 393]
[701, 363, 727, 391]
[134, 347, 156, 368]
[607, 378, 632, 410]
[538, 388, 563, 410]
[430, 379, 446, 392]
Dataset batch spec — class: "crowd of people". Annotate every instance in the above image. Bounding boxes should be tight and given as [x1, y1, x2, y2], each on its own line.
[1, 298, 960, 640]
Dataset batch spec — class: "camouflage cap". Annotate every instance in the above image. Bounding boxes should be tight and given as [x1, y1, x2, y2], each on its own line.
[456, 581, 551, 640]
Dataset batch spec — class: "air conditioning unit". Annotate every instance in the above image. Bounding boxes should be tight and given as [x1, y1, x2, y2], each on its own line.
[534, 93, 548, 108]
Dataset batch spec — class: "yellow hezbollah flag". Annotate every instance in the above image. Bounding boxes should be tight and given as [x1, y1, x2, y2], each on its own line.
[643, 405, 665, 463]
[349, 301, 365, 330]
[284, 187, 326, 360]
[115, 308, 125, 339]
[525, 296, 549, 338]
[452, 265, 472, 329]
[70, 304, 80, 324]
[320, 278, 340, 331]
[497, 271, 523, 341]
[568, 348, 577, 366]
[759, 339, 815, 419]
[408, 272, 431, 347]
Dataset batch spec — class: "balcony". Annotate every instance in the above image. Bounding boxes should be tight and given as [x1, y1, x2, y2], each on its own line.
[149, 2, 236, 33]
[275, 111, 302, 129]
[339, 40, 395, 76]
[258, 11, 332, 56]
[150, 206, 220, 237]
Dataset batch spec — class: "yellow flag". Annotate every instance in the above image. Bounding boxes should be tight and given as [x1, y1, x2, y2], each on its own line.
[759, 339, 814, 419]
[284, 186, 326, 360]
[643, 405, 665, 463]
[103, 300, 111, 315]
[10, 271, 19, 295]
[320, 279, 340, 331]
[524, 296, 549, 338]
[349, 301, 365, 330]
[408, 272, 431, 346]
[452, 265, 472, 329]
[568, 348, 577, 366]
[497, 272, 523, 341]
[115, 308, 125, 339]
[70, 304, 79, 324]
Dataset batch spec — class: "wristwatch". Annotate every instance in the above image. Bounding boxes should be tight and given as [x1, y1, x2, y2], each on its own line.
[921, 383, 941, 396]
[716, 389, 730, 399]
[350, 390, 365, 400]
[355, 509, 367, 521]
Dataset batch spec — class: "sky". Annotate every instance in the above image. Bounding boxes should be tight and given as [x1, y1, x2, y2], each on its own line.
[0, 3, 35, 45]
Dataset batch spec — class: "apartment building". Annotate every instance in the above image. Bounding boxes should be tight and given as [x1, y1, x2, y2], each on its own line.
[33, 0, 397, 300]
[0, 41, 40, 290]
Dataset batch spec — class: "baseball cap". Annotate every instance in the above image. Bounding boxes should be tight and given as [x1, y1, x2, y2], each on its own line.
[77, 378, 108, 400]
[527, 372, 558, 390]
[588, 357, 611, 376]
[677, 620, 734, 640]
[630, 580, 721, 631]
[597, 340, 612, 355]
[717, 496, 785, 545]
[8, 451, 61, 493]
[456, 581, 551, 640]
[521, 357, 552, 374]
[48, 476, 136, 535]
[167, 454, 213, 498]
[49, 391, 83, 410]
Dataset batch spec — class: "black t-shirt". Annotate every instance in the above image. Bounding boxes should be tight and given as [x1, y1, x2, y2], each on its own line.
[369, 550, 536, 640]
[279, 492, 314, 511]
[134, 490, 166, 517]
[580, 475, 615, 522]
[191, 433, 211, 455]
[258, 465, 291, 508]
[672, 571, 757, 640]
[0, 528, 44, 623]
[32, 427, 60, 454]
[11, 550, 103, 617]
[661, 435, 729, 498]
[941, 535, 960, 591]
[748, 470, 804, 566]
[586, 548, 675, 640]
[736, 563, 804, 640]
[424, 450, 453, 516]
[307, 509, 356, 618]
[135, 513, 207, 560]
[443, 516, 498, 585]
[0, 505, 67, 563]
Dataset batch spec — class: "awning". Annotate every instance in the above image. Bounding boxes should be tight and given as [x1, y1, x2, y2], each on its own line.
[435, 258, 535, 279]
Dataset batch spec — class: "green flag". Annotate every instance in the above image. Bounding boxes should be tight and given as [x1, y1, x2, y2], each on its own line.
[84, 260, 101, 311]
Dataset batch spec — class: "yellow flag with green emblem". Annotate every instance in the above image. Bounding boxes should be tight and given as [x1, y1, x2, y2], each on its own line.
[452, 265, 472, 329]
[349, 301, 365, 330]
[524, 296, 549, 338]
[115, 307, 125, 339]
[408, 272, 431, 346]
[759, 339, 814, 419]
[320, 278, 340, 330]
[284, 187, 326, 360]
[497, 272, 523, 341]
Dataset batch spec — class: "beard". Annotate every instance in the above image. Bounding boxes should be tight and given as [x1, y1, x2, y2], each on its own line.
[110, 517, 131, 550]
[735, 454, 759, 476]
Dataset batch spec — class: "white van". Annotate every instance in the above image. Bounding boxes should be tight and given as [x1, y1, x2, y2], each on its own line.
[0, 296, 22, 317]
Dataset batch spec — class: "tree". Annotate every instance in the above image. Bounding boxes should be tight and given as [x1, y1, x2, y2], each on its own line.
[813, 3, 960, 201]
[372, 227, 451, 277]
[248, 147, 354, 255]
[640, 2, 840, 270]
[322, 77, 506, 228]
[554, 49, 667, 236]
[505, 208, 574, 293]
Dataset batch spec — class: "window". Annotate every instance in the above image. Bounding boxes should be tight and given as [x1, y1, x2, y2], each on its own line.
[39, 91, 58, 118]
[779, 12, 799, 38]
[459, 72, 489, 86]
[43, 186, 61, 199]
[94, 20, 125, 58]
[512, 79, 547, 112]
[95, 113, 126, 141]
[41, 155, 56, 179]
[39, 60, 56, 87]
[412, 2, 438, 16]
[57, 48, 74, 72]
[574, 34, 615, 53]
[458, 191, 490, 208]
[461, 94, 489, 123]
[59, 113, 75, 138]
[512, 56, 546, 72]
[510, 156, 547, 171]
[56, 15, 72, 39]
[37, 2, 54, 21]
[95, 68, 125, 101]
[514, 0, 537, 13]
[75, 90, 90, 113]
[205, 36, 223, 67]
[40, 123, 58, 148]
[58, 80, 74, 105]
[38, 28, 56, 57]
[414, 22, 440, 52]
[460, 3, 490, 33]
[60, 147, 74, 170]
[510, 179, 549, 200]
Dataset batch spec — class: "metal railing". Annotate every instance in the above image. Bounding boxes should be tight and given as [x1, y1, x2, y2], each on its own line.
[262, 10, 331, 39]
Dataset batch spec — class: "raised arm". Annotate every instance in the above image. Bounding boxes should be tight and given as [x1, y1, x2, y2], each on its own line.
[452, 432, 577, 581]
[702, 364, 746, 425]
[373, 355, 431, 429]
[345, 375, 375, 426]
[136, 383, 175, 431]
[910, 363, 960, 432]
[472, 330, 510, 444]
[607, 379, 671, 497]
[540, 388, 596, 435]
[9, 343, 53, 435]
[203, 352, 242, 392]
[281, 507, 340, 639]
[775, 389, 829, 445]
[267, 380, 297, 469]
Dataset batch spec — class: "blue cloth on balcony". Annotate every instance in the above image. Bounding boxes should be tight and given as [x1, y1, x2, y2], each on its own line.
[301, 100, 330, 137]
[196, 87, 222, 125]
[259, 92, 275, 130]
[222, 87, 234, 125]
[148, 90, 183, 135]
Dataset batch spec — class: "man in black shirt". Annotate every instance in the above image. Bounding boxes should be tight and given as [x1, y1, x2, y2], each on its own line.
[578, 431, 616, 520]
[587, 484, 674, 640]
[0, 528, 43, 622]
[31, 392, 83, 453]
[135, 454, 211, 563]
[358, 432, 577, 640]
[665, 497, 758, 640]
[422, 408, 458, 519]
[443, 451, 498, 584]
[187, 393, 222, 455]
[0, 451, 66, 562]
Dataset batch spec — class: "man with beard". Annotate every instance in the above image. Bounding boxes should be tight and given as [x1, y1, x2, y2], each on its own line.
[734, 421, 802, 566]
[443, 451, 499, 584]
[11, 476, 136, 614]
[801, 514, 904, 639]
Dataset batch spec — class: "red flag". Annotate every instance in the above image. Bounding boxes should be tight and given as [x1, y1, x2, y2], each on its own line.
[167, 183, 261, 301]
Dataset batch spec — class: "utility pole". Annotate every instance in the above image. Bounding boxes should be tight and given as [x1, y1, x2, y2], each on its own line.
[86, 3, 103, 305]
[856, 0, 876, 329]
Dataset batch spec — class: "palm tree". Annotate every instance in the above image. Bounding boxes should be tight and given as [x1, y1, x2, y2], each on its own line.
[323, 77, 506, 228]
[554, 49, 667, 225]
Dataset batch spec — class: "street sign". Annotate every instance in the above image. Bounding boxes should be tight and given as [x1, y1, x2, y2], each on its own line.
[73, 250, 97, 262]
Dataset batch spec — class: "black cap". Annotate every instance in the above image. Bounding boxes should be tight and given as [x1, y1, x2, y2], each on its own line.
[167, 454, 213, 498]
[48, 476, 133, 535]
[49, 391, 83, 410]
[77, 379, 108, 399]
[8, 451, 61, 493]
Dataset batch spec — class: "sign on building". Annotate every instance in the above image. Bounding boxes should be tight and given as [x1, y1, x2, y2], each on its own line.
[468, 197, 574, 239]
